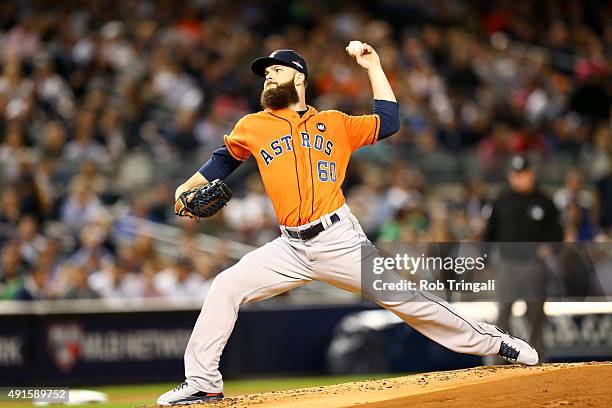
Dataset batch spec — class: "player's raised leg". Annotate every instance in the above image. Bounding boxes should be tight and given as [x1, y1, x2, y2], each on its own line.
[310, 210, 538, 366]
[157, 238, 313, 405]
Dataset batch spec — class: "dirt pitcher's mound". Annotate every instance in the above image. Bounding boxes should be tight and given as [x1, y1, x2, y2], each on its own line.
[191, 362, 612, 408]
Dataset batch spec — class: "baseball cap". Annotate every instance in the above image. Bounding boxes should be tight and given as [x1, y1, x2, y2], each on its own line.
[508, 155, 532, 172]
[251, 49, 308, 79]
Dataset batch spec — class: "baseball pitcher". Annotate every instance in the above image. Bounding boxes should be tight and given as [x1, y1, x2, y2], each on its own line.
[157, 41, 538, 405]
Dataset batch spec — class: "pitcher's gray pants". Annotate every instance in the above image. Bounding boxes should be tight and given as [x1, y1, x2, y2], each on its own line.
[184, 205, 504, 392]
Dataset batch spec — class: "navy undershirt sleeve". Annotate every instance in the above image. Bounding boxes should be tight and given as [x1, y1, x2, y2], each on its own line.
[198, 145, 243, 181]
[373, 99, 400, 140]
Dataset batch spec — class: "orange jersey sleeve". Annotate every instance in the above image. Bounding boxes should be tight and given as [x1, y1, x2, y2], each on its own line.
[223, 117, 252, 161]
[340, 112, 381, 151]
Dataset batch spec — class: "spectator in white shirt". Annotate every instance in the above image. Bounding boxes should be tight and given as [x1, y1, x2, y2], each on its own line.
[154, 257, 210, 299]
[88, 260, 144, 298]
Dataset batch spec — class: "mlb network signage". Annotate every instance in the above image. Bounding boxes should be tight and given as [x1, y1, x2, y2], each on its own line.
[47, 322, 191, 373]
[0, 306, 611, 385]
[0, 336, 23, 367]
[0, 305, 371, 385]
[0, 310, 196, 385]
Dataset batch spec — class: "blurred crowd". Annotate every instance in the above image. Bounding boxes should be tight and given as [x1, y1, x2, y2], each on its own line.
[0, 0, 610, 300]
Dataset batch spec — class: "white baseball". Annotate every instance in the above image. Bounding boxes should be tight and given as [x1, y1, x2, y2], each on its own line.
[347, 41, 364, 56]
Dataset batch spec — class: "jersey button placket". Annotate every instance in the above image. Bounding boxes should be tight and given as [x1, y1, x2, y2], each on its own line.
[299, 120, 315, 224]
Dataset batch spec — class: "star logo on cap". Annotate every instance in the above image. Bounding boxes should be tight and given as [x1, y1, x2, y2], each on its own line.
[513, 156, 524, 169]
[292, 61, 303, 69]
[529, 205, 544, 221]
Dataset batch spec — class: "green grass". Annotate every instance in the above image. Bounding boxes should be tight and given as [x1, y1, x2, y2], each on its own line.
[0, 374, 400, 408]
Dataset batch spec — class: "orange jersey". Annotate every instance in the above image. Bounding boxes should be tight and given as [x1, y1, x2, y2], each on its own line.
[224, 106, 380, 227]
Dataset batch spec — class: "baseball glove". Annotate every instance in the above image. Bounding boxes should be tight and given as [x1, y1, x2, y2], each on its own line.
[175, 179, 233, 221]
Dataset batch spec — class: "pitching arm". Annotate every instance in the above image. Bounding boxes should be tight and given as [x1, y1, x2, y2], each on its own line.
[346, 40, 399, 140]
[346, 40, 396, 102]
[373, 99, 400, 140]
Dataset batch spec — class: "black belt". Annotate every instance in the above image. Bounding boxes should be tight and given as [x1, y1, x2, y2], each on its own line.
[285, 213, 340, 240]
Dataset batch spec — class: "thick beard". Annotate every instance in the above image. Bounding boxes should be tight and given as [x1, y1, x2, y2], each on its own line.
[260, 78, 299, 110]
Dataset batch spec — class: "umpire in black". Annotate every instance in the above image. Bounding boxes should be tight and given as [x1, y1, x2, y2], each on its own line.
[483, 155, 563, 359]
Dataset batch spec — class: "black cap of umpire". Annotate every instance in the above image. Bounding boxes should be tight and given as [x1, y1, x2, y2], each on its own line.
[251, 49, 308, 79]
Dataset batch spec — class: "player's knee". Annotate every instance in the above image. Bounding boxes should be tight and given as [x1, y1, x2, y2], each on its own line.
[210, 272, 232, 293]
[208, 271, 243, 304]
